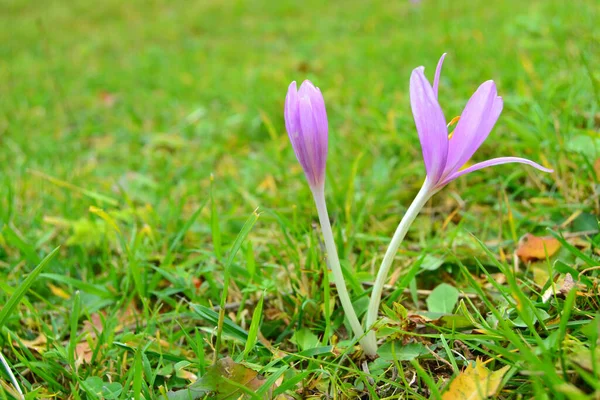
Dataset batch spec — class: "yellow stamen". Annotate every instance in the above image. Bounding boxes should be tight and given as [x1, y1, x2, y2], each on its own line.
[447, 115, 460, 139]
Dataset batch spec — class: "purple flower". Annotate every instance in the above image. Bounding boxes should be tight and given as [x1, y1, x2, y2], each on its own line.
[285, 80, 329, 188]
[410, 54, 553, 192]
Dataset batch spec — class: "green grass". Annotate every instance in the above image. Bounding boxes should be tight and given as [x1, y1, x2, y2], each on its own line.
[1, 0, 599, 398]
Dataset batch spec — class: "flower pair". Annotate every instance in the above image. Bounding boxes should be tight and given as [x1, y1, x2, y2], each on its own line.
[285, 54, 551, 194]
[283, 54, 552, 356]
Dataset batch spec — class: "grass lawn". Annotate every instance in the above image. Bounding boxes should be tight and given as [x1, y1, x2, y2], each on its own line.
[1, 0, 599, 398]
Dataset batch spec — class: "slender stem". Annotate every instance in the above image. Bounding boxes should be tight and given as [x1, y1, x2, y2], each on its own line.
[312, 185, 377, 356]
[363, 180, 434, 350]
[0, 350, 24, 400]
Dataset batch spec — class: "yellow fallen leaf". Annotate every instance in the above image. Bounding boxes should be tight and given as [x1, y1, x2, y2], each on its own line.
[258, 175, 277, 194]
[442, 359, 510, 400]
[48, 283, 71, 299]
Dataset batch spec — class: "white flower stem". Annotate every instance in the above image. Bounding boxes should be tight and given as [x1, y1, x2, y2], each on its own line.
[0, 350, 24, 400]
[363, 180, 434, 351]
[312, 185, 377, 356]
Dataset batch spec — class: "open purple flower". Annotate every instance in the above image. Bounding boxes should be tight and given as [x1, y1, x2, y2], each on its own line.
[284, 80, 328, 189]
[364, 55, 554, 349]
[410, 53, 553, 193]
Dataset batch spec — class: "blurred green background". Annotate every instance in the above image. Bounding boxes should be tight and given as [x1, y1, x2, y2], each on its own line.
[0, 0, 599, 397]
[2, 0, 596, 223]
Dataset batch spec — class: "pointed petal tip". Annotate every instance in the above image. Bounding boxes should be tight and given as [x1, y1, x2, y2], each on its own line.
[300, 79, 316, 89]
[299, 80, 321, 99]
[410, 67, 427, 85]
[480, 80, 497, 91]
[433, 54, 447, 98]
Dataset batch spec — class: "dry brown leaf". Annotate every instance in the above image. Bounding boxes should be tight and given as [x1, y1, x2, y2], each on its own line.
[76, 313, 105, 365]
[214, 357, 267, 392]
[594, 158, 600, 178]
[167, 356, 275, 399]
[16, 334, 47, 353]
[83, 313, 104, 333]
[560, 273, 576, 295]
[541, 273, 578, 303]
[175, 364, 198, 382]
[442, 359, 510, 400]
[568, 347, 600, 372]
[516, 234, 561, 262]
[75, 341, 94, 365]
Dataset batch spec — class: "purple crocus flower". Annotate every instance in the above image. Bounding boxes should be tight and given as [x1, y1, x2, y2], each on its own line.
[410, 54, 553, 193]
[284, 80, 328, 188]
[365, 55, 554, 354]
[284, 79, 376, 354]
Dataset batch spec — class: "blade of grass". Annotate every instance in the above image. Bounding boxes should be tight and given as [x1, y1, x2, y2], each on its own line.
[68, 291, 81, 371]
[1, 225, 40, 265]
[40, 273, 113, 298]
[210, 175, 222, 260]
[411, 359, 442, 398]
[190, 304, 250, 344]
[242, 292, 264, 360]
[162, 200, 207, 269]
[0, 246, 60, 330]
[547, 229, 596, 267]
[133, 349, 143, 400]
[29, 170, 118, 206]
[215, 208, 260, 359]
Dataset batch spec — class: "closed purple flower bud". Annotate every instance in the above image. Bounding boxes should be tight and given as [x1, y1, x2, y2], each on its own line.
[284, 80, 329, 188]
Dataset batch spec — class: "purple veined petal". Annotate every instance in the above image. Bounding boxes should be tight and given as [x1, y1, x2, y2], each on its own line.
[469, 95, 503, 153]
[298, 96, 326, 186]
[299, 80, 328, 142]
[443, 80, 499, 177]
[284, 81, 299, 135]
[410, 67, 449, 184]
[310, 86, 329, 182]
[285, 81, 310, 174]
[298, 79, 318, 99]
[433, 53, 447, 99]
[439, 156, 554, 186]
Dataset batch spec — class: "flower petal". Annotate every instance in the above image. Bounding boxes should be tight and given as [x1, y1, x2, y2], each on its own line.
[298, 96, 326, 186]
[440, 156, 553, 186]
[285, 81, 308, 171]
[444, 80, 500, 177]
[470, 95, 503, 152]
[284, 81, 299, 135]
[299, 80, 328, 143]
[410, 67, 449, 184]
[433, 53, 447, 99]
